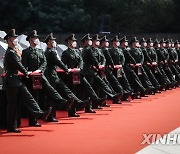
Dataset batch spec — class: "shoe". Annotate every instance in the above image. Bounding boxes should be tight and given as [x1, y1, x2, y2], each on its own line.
[113, 99, 122, 104]
[85, 109, 96, 113]
[29, 122, 41, 127]
[102, 102, 110, 107]
[113, 93, 122, 104]
[46, 118, 59, 122]
[155, 90, 161, 93]
[78, 98, 91, 111]
[65, 97, 75, 111]
[68, 113, 80, 117]
[135, 95, 141, 99]
[7, 129, 21, 133]
[41, 107, 52, 122]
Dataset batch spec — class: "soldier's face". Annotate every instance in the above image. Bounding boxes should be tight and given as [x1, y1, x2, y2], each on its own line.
[87, 40, 92, 46]
[8, 37, 19, 46]
[105, 41, 109, 47]
[50, 40, 57, 48]
[143, 42, 147, 47]
[171, 43, 174, 47]
[115, 41, 120, 47]
[124, 41, 128, 47]
[31, 37, 39, 45]
[72, 41, 77, 48]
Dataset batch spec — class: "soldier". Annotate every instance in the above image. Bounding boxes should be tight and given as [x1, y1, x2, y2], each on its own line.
[151, 39, 170, 90]
[158, 39, 177, 88]
[3, 29, 51, 133]
[166, 39, 180, 86]
[99, 35, 124, 100]
[21, 30, 74, 125]
[61, 34, 108, 109]
[175, 40, 180, 68]
[129, 37, 155, 95]
[141, 38, 161, 93]
[81, 33, 121, 104]
[120, 36, 146, 99]
[43, 33, 94, 118]
[109, 35, 133, 101]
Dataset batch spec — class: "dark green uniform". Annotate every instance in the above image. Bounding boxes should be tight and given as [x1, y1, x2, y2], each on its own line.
[61, 48, 100, 100]
[22, 47, 72, 120]
[44, 47, 92, 116]
[81, 46, 120, 103]
[168, 47, 180, 83]
[129, 47, 154, 92]
[147, 47, 170, 88]
[98, 47, 123, 98]
[158, 47, 176, 86]
[141, 47, 160, 90]
[4, 47, 46, 131]
[109, 47, 132, 99]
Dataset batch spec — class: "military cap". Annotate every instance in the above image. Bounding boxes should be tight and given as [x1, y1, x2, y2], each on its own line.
[44, 33, 56, 43]
[153, 39, 159, 46]
[92, 34, 100, 41]
[81, 33, 92, 42]
[119, 36, 128, 43]
[146, 38, 153, 44]
[26, 30, 39, 41]
[159, 38, 166, 44]
[100, 35, 109, 42]
[129, 37, 138, 44]
[175, 40, 180, 45]
[170, 39, 174, 44]
[111, 35, 120, 42]
[165, 39, 170, 44]
[65, 34, 77, 43]
[4, 29, 18, 40]
[139, 38, 146, 44]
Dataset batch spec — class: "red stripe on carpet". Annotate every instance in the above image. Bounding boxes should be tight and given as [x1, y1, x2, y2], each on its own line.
[0, 88, 180, 154]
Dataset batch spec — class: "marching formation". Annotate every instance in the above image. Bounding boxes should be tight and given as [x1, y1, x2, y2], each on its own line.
[2, 28, 180, 133]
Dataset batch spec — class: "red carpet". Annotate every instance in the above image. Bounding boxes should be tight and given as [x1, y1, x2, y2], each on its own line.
[0, 88, 180, 154]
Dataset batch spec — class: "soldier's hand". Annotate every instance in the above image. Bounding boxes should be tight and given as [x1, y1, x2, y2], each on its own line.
[33, 69, 42, 73]
[99, 65, 105, 69]
[67, 69, 72, 73]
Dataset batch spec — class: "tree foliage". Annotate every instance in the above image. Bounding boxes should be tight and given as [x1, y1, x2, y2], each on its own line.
[0, 0, 179, 34]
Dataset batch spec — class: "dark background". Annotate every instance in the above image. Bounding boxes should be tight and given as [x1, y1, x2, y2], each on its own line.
[0, 0, 180, 41]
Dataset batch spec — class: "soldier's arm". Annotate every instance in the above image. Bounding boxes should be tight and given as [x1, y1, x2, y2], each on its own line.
[38, 50, 47, 72]
[21, 49, 28, 70]
[9, 52, 28, 75]
[124, 49, 136, 64]
[77, 52, 84, 70]
[102, 49, 113, 66]
[50, 50, 68, 72]
[143, 49, 152, 64]
[86, 49, 99, 68]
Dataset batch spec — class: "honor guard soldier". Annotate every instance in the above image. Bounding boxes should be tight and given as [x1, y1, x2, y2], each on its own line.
[81, 33, 121, 104]
[167, 39, 180, 86]
[175, 40, 180, 63]
[141, 38, 161, 93]
[22, 30, 74, 125]
[44, 33, 93, 117]
[99, 35, 124, 101]
[151, 39, 170, 90]
[120, 36, 146, 99]
[109, 35, 133, 101]
[158, 39, 177, 88]
[3, 29, 51, 133]
[61, 34, 107, 109]
[129, 37, 155, 95]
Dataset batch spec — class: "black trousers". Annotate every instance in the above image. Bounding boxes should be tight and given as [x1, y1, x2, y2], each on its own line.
[6, 84, 42, 130]
[85, 74, 116, 98]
